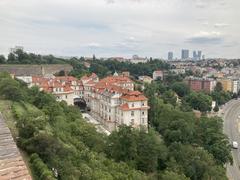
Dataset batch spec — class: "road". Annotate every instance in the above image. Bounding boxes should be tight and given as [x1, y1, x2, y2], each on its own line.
[222, 100, 240, 180]
[82, 113, 110, 135]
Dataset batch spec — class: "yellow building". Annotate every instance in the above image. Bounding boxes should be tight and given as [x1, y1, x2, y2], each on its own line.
[217, 79, 232, 92]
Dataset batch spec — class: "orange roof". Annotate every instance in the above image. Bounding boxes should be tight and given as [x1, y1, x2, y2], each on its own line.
[119, 103, 129, 110]
[120, 91, 148, 102]
[119, 103, 150, 111]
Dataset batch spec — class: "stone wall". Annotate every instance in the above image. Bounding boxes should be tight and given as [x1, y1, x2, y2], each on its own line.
[0, 64, 73, 76]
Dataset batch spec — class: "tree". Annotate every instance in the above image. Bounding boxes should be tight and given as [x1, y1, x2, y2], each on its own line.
[105, 126, 168, 173]
[159, 170, 189, 180]
[0, 78, 26, 101]
[162, 90, 177, 107]
[185, 92, 212, 112]
[168, 143, 228, 180]
[213, 105, 219, 112]
[195, 117, 232, 165]
[0, 55, 6, 63]
[215, 82, 223, 92]
[7, 52, 16, 63]
[171, 82, 190, 97]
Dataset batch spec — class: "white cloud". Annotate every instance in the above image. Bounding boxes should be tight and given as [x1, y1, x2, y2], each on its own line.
[214, 23, 229, 28]
[0, 0, 239, 58]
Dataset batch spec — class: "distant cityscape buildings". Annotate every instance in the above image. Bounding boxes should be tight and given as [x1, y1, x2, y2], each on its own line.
[167, 49, 204, 61]
[181, 49, 189, 60]
[168, 52, 173, 60]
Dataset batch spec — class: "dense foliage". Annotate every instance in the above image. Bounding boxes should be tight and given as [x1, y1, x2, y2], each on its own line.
[0, 73, 146, 179]
[89, 59, 170, 78]
[145, 84, 232, 179]
[0, 50, 234, 180]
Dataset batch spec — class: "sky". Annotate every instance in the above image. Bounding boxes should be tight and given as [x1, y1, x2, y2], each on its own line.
[0, 0, 239, 59]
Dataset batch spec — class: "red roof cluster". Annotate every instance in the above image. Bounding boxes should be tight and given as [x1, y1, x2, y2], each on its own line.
[32, 76, 75, 93]
[93, 75, 147, 102]
[120, 91, 148, 102]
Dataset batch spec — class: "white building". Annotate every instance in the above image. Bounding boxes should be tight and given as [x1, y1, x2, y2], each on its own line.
[153, 70, 164, 80]
[232, 80, 240, 94]
[89, 75, 149, 132]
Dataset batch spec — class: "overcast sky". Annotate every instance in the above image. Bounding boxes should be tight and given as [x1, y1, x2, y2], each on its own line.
[0, 0, 239, 59]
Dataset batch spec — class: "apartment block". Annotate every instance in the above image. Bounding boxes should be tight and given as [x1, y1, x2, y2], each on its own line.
[186, 77, 216, 93]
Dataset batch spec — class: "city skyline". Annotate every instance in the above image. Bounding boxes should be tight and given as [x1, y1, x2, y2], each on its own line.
[0, 0, 239, 59]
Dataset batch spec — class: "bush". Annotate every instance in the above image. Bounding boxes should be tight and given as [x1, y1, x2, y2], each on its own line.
[30, 153, 56, 180]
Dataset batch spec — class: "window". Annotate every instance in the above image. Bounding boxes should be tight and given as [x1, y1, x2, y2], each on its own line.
[109, 109, 111, 113]
[65, 95, 68, 99]
[142, 102, 145, 106]
[131, 103, 134, 107]
[131, 111, 134, 116]
[142, 118, 145, 124]
[142, 111, 145, 115]
[131, 119, 134, 125]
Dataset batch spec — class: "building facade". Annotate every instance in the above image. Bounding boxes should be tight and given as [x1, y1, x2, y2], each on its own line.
[217, 79, 233, 92]
[18, 72, 149, 132]
[89, 74, 149, 132]
[186, 77, 216, 93]
[181, 49, 189, 60]
[168, 52, 173, 60]
[153, 70, 164, 80]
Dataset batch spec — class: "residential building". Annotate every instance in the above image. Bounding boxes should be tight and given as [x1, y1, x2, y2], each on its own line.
[19, 72, 149, 132]
[130, 55, 148, 64]
[153, 70, 164, 80]
[232, 80, 239, 94]
[138, 76, 153, 83]
[31, 76, 76, 105]
[186, 77, 216, 93]
[90, 75, 149, 132]
[217, 79, 233, 92]
[81, 73, 99, 106]
[122, 71, 130, 77]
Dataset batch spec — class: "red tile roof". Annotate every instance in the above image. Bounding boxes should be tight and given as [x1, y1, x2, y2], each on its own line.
[120, 91, 148, 102]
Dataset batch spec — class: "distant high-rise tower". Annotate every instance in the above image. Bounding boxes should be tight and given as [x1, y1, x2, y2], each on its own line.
[197, 51, 202, 60]
[181, 49, 189, 60]
[193, 51, 197, 60]
[168, 52, 173, 60]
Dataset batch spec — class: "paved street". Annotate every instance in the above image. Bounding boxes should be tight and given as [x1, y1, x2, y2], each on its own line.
[82, 113, 110, 135]
[0, 113, 32, 180]
[222, 100, 240, 180]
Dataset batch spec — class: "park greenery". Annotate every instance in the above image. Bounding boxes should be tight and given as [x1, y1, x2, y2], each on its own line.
[0, 49, 235, 179]
[0, 67, 233, 180]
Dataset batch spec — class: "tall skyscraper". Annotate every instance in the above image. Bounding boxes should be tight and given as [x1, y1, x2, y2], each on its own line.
[193, 51, 197, 60]
[168, 52, 173, 60]
[181, 49, 189, 60]
[197, 51, 202, 60]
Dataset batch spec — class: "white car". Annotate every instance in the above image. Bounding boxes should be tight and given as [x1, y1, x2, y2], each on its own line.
[232, 141, 238, 149]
